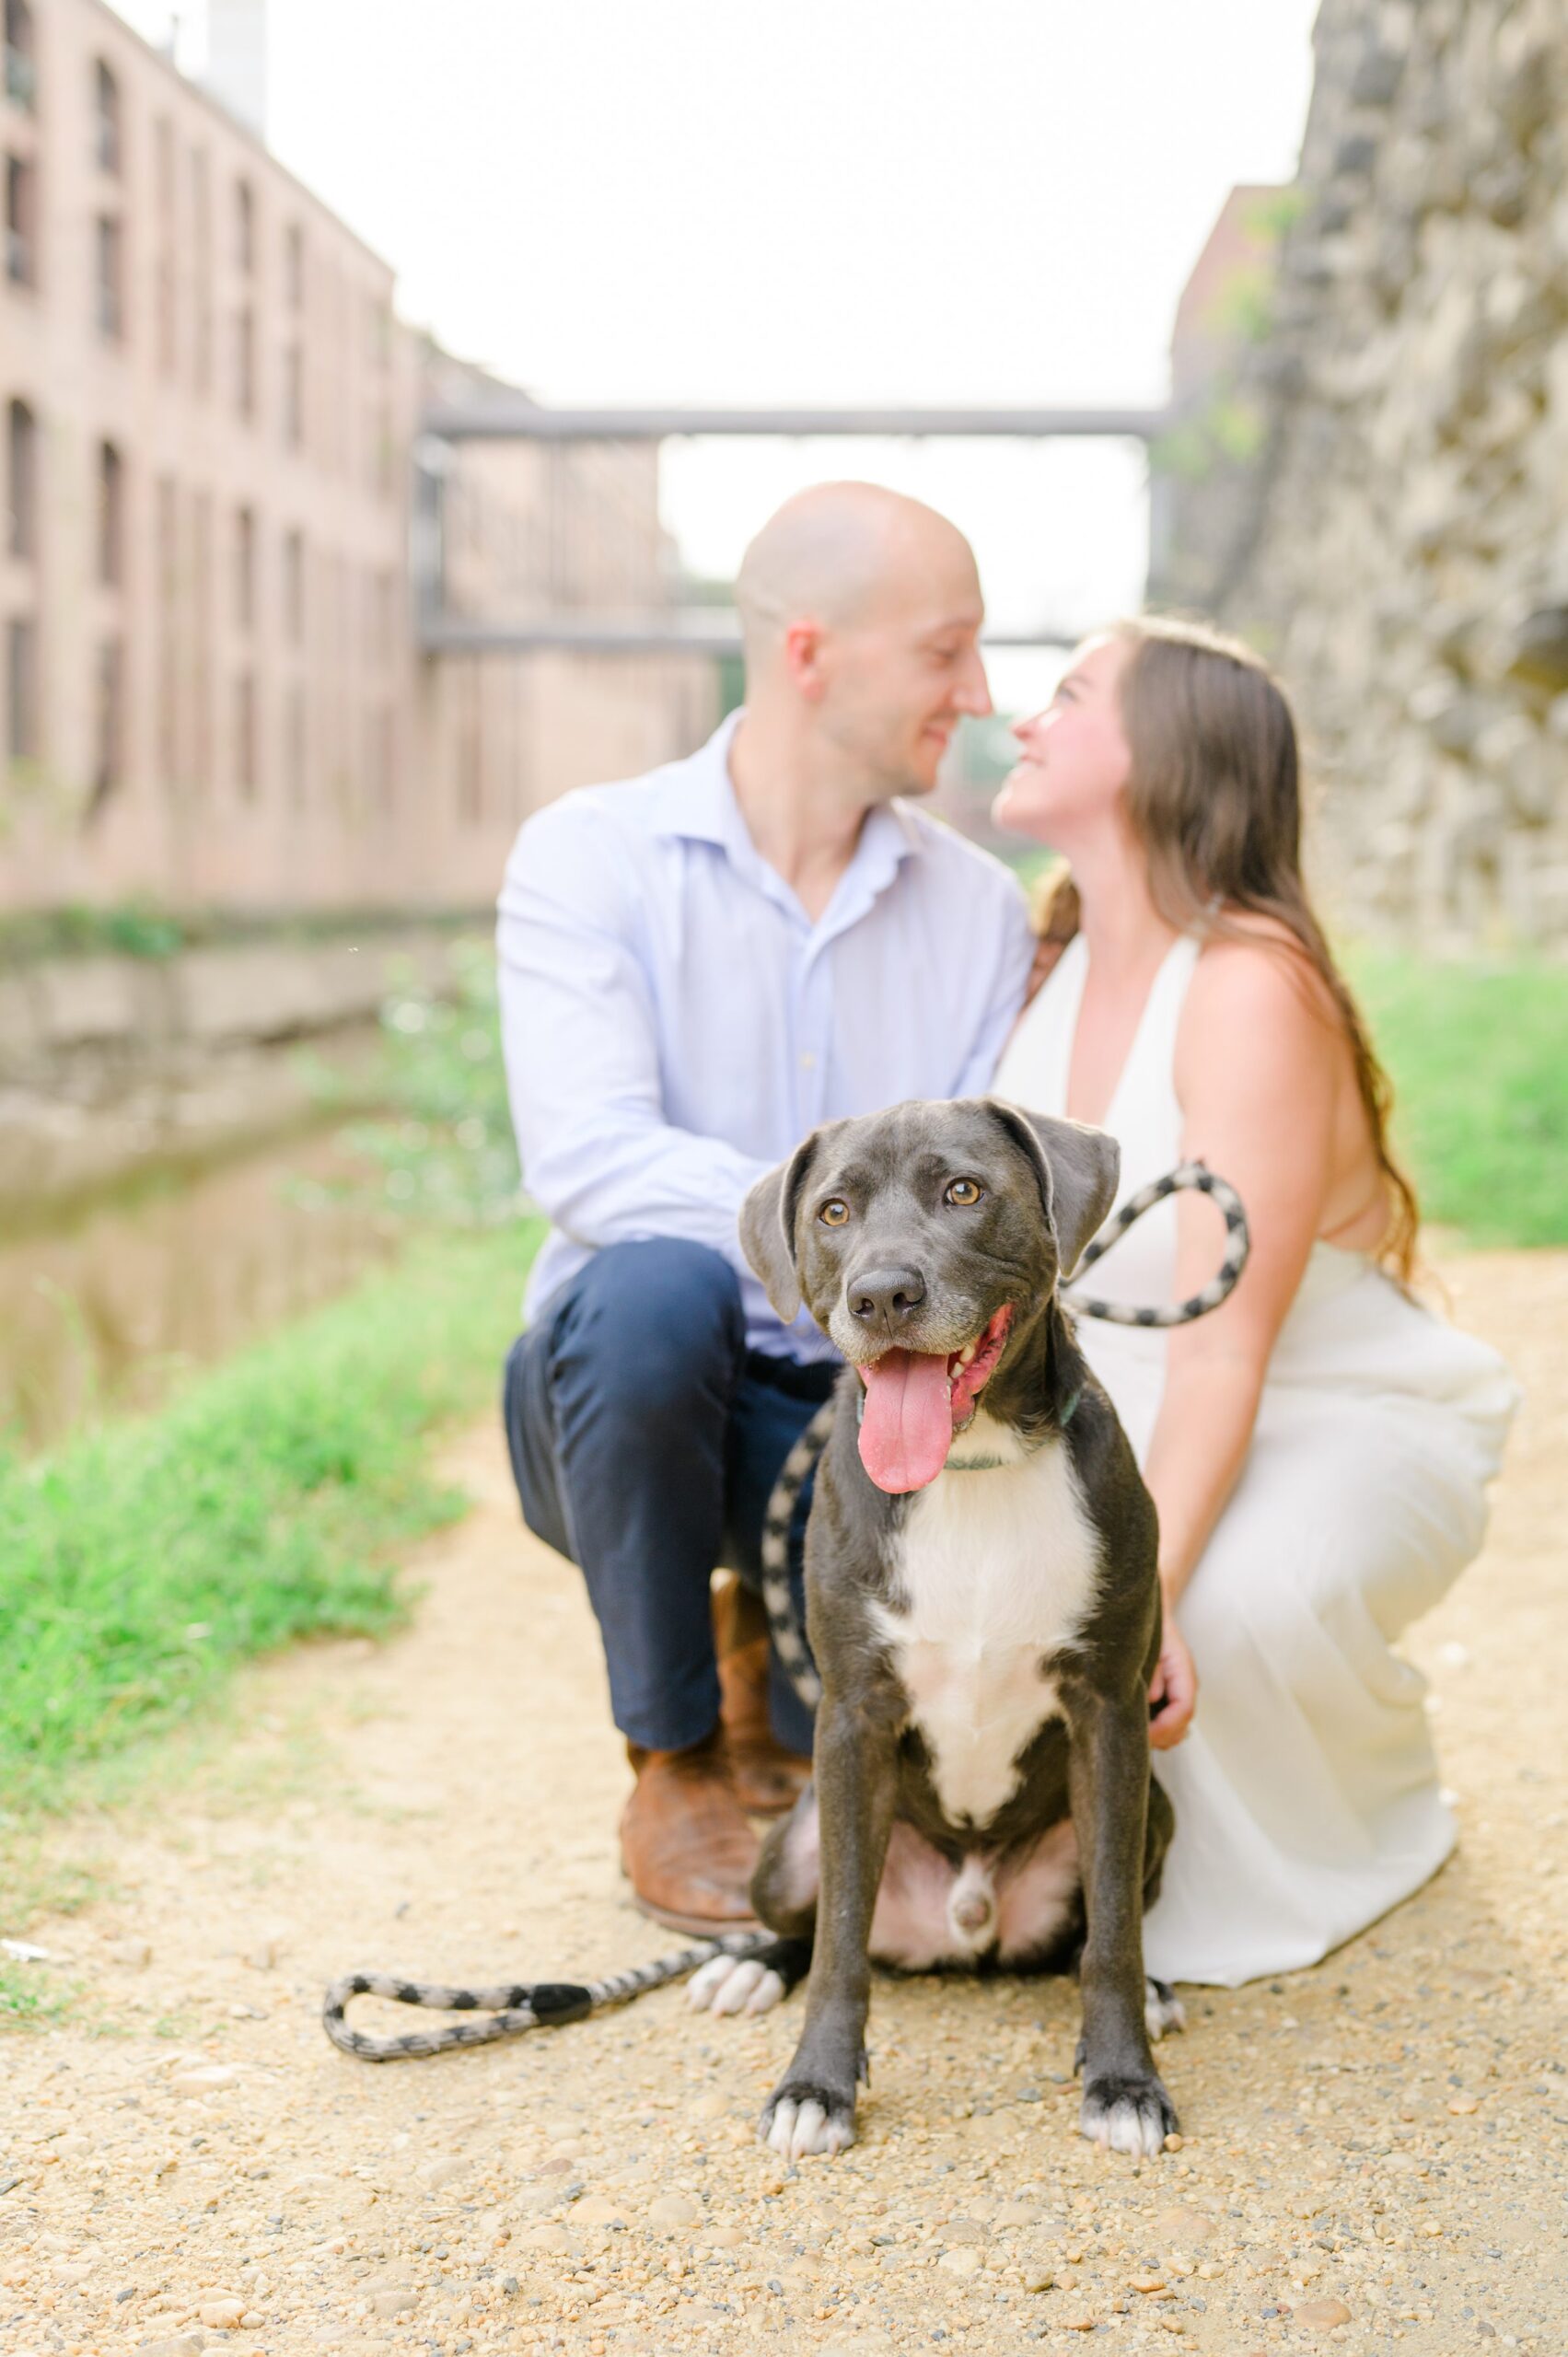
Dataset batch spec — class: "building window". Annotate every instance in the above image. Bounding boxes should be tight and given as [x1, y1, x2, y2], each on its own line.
[6, 149, 35, 285]
[235, 303, 254, 418]
[283, 527, 304, 644]
[284, 220, 303, 310]
[235, 177, 253, 275]
[157, 475, 178, 778]
[93, 59, 121, 174]
[459, 662, 482, 825]
[283, 340, 302, 448]
[235, 505, 255, 630]
[155, 116, 176, 377]
[192, 490, 212, 784]
[375, 566, 396, 665]
[98, 439, 123, 586]
[95, 214, 123, 341]
[368, 702, 394, 812]
[6, 614, 37, 760]
[235, 671, 256, 799]
[5, 0, 36, 115]
[285, 678, 306, 807]
[90, 637, 123, 818]
[6, 396, 36, 559]
[192, 149, 212, 395]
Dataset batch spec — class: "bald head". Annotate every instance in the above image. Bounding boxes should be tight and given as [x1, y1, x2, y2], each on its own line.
[729, 482, 991, 802]
[734, 482, 981, 667]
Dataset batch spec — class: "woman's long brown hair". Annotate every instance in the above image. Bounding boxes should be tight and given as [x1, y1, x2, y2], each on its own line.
[1036, 615, 1419, 1278]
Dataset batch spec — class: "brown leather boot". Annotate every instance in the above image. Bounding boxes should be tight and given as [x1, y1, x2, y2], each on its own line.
[714, 1573, 813, 1817]
[619, 1729, 761, 1934]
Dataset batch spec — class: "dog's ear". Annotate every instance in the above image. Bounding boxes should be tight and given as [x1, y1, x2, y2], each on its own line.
[985, 1099, 1121, 1280]
[738, 1132, 822, 1324]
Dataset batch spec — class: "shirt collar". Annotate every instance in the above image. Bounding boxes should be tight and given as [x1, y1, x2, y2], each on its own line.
[648, 711, 743, 845]
[650, 710, 927, 889]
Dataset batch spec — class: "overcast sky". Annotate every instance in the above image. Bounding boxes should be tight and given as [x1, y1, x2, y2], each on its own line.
[115, 0, 1318, 708]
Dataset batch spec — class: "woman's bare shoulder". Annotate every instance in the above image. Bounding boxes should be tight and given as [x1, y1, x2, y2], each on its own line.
[1177, 917, 1345, 1107]
[1187, 913, 1341, 1031]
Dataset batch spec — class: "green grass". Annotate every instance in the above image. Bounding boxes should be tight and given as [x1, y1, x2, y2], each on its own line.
[0, 1223, 539, 1810]
[0, 1959, 73, 2028]
[1349, 949, 1568, 1248]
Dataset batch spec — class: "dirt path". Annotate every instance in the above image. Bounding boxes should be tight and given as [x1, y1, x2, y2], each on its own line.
[5, 1251, 1567, 2357]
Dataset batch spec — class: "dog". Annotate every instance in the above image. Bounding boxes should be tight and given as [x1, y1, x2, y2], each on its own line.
[687, 1095, 1181, 2163]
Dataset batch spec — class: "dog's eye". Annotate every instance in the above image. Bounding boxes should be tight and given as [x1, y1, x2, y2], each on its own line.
[944, 1177, 984, 1208]
[818, 1199, 851, 1227]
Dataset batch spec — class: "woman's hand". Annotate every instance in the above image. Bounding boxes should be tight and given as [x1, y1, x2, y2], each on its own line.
[1148, 1614, 1197, 1750]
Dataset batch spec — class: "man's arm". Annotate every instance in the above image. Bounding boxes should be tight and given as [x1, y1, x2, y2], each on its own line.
[496, 800, 770, 1271]
[949, 872, 1037, 1097]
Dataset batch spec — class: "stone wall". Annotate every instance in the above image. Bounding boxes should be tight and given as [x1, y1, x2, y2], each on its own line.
[1156, 0, 1568, 948]
[0, 924, 465, 1212]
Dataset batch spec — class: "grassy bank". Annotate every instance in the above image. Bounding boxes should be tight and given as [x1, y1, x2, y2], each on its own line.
[0, 1223, 538, 1810]
[1351, 949, 1568, 1248]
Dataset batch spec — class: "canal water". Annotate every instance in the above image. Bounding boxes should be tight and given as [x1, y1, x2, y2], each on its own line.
[0, 1130, 401, 1455]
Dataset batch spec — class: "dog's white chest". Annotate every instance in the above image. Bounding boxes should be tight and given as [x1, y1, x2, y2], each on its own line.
[872, 1421, 1100, 1829]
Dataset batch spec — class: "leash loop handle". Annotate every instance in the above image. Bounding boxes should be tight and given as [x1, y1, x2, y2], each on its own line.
[1066, 1159, 1250, 1327]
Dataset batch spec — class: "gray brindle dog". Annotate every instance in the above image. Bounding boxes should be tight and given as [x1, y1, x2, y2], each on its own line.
[322, 1107, 1250, 2118]
[691, 1095, 1184, 2163]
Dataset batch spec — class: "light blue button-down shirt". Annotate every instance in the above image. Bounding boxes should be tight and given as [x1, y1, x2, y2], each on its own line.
[497, 712, 1035, 1360]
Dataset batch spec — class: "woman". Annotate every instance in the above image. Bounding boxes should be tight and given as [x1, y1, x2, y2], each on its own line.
[993, 617, 1518, 1989]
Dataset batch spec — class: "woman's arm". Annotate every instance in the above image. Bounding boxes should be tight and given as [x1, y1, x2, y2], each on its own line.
[1143, 936, 1342, 1745]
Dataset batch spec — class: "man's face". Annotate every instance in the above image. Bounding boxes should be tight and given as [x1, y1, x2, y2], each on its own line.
[812, 536, 993, 799]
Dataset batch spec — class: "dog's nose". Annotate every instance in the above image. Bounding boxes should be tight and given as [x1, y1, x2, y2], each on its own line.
[848, 1266, 926, 1327]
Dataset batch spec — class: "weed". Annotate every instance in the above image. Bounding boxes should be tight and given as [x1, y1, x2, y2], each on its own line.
[0, 1961, 72, 2029]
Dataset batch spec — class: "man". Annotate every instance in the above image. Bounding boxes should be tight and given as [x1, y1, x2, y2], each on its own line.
[498, 482, 1034, 1933]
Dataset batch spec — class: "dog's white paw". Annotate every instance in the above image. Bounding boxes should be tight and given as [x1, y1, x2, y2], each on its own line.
[1079, 2073, 1178, 2160]
[1144, 1975, 1186, 2042]
[761, 2093, 855, 2160]
[686, 1956, 786, 2017]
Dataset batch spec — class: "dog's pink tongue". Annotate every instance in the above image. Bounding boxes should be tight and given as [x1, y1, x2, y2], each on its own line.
[858, 1350, 952, 1493]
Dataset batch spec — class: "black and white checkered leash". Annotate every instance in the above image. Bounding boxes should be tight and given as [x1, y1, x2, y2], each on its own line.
[322, 1158, 1246, 2062]
[322, 1930, 778, 2061]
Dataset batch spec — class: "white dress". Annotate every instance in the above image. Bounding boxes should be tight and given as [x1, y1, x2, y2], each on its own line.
[994, 934, 1520, 1988]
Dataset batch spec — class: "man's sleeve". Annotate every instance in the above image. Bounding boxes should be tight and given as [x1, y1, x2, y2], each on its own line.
[949, 872, 1038, 1097]
[496, 802, 770, 1269]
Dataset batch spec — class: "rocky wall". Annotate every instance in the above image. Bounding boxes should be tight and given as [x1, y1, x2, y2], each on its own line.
[0, 925, 464, 1214]
[1159, 0, 1568, 947]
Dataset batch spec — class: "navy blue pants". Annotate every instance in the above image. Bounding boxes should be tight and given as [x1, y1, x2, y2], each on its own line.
[502, 1238, 834, 1755]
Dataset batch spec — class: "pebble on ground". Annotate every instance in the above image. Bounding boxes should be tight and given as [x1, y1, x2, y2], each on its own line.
[3, 1250, 1565, 2356]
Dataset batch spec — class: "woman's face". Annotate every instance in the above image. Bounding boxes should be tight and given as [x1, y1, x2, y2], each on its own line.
[993, 635, 1133, 843]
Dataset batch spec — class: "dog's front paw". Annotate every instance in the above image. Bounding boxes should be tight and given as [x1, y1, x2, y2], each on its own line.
[1079, 2070, 1179, 2159]
[761, 2077, 857, 2160]
[687, 1954, 788, 2017]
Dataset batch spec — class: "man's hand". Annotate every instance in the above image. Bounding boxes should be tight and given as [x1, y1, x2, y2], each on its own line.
[1148, 1614, 1197, 1750]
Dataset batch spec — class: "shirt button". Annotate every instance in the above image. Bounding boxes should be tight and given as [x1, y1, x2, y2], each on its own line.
[799, 1051, 817, 1070]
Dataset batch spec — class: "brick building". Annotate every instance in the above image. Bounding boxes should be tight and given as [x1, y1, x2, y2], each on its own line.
[0, 0, 712, 915]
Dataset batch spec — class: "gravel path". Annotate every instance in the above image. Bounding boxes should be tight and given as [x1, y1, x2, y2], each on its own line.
[5, 1249, 1566, 2357]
